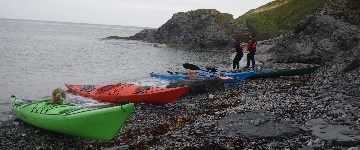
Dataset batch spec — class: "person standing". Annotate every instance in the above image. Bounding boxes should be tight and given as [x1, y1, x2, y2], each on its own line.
[229, 36, 243, 70]
[245, 36, 257, 68]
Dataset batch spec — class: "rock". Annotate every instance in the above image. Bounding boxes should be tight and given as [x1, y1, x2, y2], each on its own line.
[208, 94, 214, 99]
[102, 145, 130, 150]
[305, 118, 328, 128]
[268, 13, 359, 64]
[121, 9, 235, 51]
[340, 130, 353, 135]
[343, 59, 360, 72]
[13, 122, 19, 126]
[301, 119, 360, 147]
[166, 76, 224, 95]
[218, 110, 301, 139]
[321, 0, 360, 26]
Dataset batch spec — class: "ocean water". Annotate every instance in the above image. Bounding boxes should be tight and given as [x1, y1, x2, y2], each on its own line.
[0, 18, 232, 121]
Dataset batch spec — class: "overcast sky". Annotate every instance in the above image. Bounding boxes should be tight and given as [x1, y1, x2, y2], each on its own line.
[0, 0, 274, 28]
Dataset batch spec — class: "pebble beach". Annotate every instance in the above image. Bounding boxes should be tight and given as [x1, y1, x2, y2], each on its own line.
[1, 60, 359, 149]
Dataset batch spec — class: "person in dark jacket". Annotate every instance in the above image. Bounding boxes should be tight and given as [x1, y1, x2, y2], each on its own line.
[245, 36, 257, 68]
[229, 36, 243, 70]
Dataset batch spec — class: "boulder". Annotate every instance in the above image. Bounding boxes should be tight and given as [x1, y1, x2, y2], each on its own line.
[112, 9, 255, 51]
[218, 110, 301, 139]
[300, 118, 360, 147]
[268, 14, 359, 64]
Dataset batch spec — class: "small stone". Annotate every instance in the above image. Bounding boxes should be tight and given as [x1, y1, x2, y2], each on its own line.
[307, 141, 312, 146]
[208, 94, 214, 99]
[13, 122, 20, 126]
[354, 136, 360, 141]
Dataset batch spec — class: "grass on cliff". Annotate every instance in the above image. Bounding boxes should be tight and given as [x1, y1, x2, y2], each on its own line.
[234, 0, 327, 34]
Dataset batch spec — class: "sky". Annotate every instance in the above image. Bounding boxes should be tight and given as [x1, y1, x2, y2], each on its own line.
[0, 0, 274, 28]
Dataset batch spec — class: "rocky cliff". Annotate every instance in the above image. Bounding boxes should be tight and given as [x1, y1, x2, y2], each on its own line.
[115, 9, 235, 51]
[266, 0, 360, 64]
[107, 9, 268, 51]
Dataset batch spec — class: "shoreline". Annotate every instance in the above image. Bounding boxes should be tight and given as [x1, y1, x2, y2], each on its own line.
[1, 62, 359, 149]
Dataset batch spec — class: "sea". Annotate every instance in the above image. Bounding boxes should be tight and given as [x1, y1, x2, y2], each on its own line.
[0, 18, 238, 122]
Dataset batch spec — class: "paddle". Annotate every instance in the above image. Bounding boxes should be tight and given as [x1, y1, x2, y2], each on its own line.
[205, 66, 217, 72]
[164, 64, 196, 75]
[182, 63, 250, 73]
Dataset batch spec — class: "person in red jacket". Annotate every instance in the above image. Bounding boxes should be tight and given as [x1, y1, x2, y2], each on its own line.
[245, 36, 257, 68]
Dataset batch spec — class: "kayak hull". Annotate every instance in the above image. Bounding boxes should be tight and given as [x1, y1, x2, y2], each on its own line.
[219, 71, 254, 83]
[11, 96, 134, 140]
[65, 83, 189, 104]
[150, 71, 254, 82]
[150, 72, 187, 80]
[248, 66, 321, 79]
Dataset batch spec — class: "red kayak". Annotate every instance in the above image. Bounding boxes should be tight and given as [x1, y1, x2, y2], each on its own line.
[65, 83, 189, 104]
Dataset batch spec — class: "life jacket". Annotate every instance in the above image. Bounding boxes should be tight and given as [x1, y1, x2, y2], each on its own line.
[251, 41, 257, 49]
[247, 39, 257, 51]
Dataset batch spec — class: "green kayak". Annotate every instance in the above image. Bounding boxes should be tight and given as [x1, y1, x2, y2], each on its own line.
[11, 95, 134, 140]
[248, 66, 320, 79]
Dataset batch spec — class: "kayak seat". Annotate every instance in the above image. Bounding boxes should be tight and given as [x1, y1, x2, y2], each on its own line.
[135, 86, 151, 94]
[80, 85, 95, 93]
[13, 99, 32, 106]
[97, 85, 113, 93]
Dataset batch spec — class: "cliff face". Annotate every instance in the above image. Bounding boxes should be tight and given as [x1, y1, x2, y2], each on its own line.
[267, 0, 360, 64]
[126, 9, 235, 51]
[321, 0, 360, 26]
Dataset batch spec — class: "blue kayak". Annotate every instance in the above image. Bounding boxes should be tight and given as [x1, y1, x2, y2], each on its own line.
[150, 70, 217, 80]
[219, 71, 254, 83]
[150, 70, 254, 83]
[222, 71, 255, 78]
[150, 72, 188, 80]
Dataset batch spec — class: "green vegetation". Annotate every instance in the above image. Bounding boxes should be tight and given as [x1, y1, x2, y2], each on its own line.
[234, 0, 327, 34]
[214, 11, 233, 24]
[172, 12, 184, 19]
[172, 9, 233, 25]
